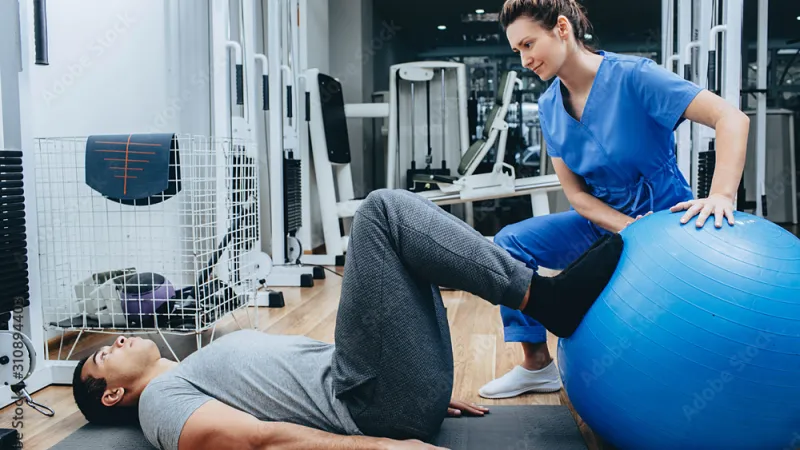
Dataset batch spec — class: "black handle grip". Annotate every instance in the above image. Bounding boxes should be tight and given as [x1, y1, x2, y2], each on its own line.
[305, 92, 310, 122]
[286, 86, 293, 118]
[235, 64, 244, 105]
[684, 64, 691, 81]
[33, 0, 48, 65]
[707, 50, 717, 92]
[262, 75, 269, 111]
[762, 195, 768, 216]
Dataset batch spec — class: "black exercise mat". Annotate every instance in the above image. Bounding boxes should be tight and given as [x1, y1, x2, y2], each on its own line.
[50, 405, 587, 450]
[430, 405, 588, 450]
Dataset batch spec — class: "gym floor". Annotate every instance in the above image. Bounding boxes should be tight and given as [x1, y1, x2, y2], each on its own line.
[2, 223, 798, 450]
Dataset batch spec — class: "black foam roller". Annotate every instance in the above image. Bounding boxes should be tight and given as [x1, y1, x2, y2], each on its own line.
[33, 0, 49, 65]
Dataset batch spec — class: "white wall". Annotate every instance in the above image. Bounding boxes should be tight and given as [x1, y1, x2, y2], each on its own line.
[32, 1, 174, 136]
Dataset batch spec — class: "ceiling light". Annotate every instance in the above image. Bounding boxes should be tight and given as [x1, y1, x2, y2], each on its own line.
[438, 25, 447, 30]
[476, 9, 486, 14]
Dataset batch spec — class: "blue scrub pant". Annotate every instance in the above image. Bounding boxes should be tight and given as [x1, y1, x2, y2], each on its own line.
[495, 210, 608, 344]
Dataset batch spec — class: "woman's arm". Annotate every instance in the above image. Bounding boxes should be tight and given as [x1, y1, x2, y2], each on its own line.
[669, 90, 750, 227]
[551, 157, 635, 233]
[684, 90, 749, 200]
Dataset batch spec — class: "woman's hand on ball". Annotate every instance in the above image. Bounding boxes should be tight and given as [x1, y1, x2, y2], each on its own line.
[621, 211, 653, 231]
[670, 194, 735, 228]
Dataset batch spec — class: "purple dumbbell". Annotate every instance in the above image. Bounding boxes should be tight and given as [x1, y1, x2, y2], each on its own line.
[121, 272, 175, 316]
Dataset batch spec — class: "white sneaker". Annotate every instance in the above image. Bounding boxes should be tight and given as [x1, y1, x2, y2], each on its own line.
[478, 361, 562, 399]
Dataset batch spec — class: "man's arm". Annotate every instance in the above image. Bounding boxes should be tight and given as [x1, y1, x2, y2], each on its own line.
[178, 399, 444, 450]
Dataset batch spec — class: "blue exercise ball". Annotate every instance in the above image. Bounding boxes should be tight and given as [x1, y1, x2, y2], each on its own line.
[557, 210, 800, 450]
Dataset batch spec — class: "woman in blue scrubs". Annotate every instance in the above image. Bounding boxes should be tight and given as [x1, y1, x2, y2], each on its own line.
[479, 0, 750, 399]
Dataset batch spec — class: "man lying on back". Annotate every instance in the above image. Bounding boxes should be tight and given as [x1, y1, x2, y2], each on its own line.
[73, 189, 623, 450]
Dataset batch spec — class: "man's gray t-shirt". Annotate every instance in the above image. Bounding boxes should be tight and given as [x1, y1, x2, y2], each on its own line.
[138, 330, 362, 450]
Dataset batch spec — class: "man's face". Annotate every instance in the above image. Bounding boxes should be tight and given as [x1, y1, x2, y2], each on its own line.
[80, 335, 161, 407]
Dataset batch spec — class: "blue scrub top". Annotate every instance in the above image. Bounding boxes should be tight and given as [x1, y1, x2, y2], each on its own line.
[538, 51, 703, 217]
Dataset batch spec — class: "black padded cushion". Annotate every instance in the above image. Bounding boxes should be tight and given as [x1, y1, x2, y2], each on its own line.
[458, 140, 486, 176]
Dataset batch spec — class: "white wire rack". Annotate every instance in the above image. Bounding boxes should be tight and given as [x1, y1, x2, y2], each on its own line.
[34, 134, 261, 357]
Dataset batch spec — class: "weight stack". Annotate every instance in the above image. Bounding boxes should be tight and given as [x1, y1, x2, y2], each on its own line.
[0, 151, 30, 316]
[283, 155, 302, 235]
[697, 150, 715, 199]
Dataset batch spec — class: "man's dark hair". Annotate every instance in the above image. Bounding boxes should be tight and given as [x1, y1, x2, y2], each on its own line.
[72, 356, 140, 426]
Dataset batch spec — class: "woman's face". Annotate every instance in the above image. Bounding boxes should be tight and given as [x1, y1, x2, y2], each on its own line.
[506, 17, 568, 81]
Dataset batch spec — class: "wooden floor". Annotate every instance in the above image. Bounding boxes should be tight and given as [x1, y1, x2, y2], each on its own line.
[0, 266, 608, 450]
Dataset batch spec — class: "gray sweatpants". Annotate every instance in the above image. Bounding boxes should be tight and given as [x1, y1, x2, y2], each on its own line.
[332, 189, 534, 440]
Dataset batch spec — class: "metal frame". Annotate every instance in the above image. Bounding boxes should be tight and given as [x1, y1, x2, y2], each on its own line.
[674, 0, 693, 182]
[754, 0, 767, 217]
[661, 0, 672, 69]
[690, 0, 713, 197]
[665, 0, 751, 212]
[300, 86, 391, 266]
[260, 0, 317, 286]
[387, 61, 471, 190]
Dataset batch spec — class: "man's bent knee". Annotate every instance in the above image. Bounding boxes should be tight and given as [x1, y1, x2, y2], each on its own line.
[364, 188, 392, 203]
[362, 189, 414, 213]
[356, 189, 402, 227]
